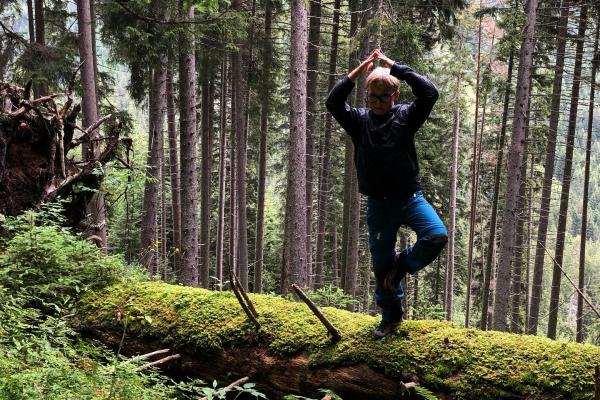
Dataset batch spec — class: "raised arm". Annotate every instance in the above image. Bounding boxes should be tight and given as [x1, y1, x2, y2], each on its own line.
[325, 52, 377, 138]
[375, 49, 439, 131]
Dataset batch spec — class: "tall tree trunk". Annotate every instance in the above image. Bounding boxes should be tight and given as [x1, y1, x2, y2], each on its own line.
[160, 128, 168, 278]
[232, 0, 249, 290]
[576, 22, 598, 343]
[281, 0, 308, 293]
[527, 0, 571, 335]
[547, 4, 588, 340]
[140, 61, 167, 274]
[344, 0, 370, 300]
[216, 59, 229, 291]
[178, 5, 199, 287]
[229, 69, 238, 280]
[525, 153, 534, 326]
[315, 0, 341, 289]
[465, 13, 484, 329]
[199, 60, 214, 289]
[493, 0, 538, 332]
[90, 0, 98, 89]
[305, 0, 322, 289]
[34, 0, 46, 96]
[509, 97, 531, 333]
[340, 0, 360, 291]
[446, 106, 460, 321]
[254, 0, 273, 293]
[166, 56, 181, 276]
[77, 0, 107, 251]
[482, 49, 514, 330]
[27, 0, 35, 44]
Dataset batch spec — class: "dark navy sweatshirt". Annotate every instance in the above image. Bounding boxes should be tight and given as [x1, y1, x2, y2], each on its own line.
[325, 63, 439, 201]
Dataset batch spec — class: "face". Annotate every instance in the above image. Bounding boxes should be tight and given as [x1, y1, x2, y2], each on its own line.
[367, 85, 399, 115]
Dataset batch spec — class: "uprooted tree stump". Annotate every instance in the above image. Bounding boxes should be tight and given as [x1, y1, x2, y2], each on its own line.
[0, 81, 126, 227]
[77, 282, 600, 400]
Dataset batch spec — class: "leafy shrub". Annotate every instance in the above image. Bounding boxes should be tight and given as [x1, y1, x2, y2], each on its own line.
[305, 284, 359, 309]
[0, 224, 125, 312]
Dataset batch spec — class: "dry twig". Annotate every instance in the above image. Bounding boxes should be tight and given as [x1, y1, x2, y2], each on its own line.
[539, 241, 600, 319]
[291, 284, 341, 342]
[199, 376, 250, 400]
[230, 270, 260, 329]
[135, 354, 180, 371]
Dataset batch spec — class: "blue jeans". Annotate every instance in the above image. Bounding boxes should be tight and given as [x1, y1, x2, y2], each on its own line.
[367, 191, 447, 322]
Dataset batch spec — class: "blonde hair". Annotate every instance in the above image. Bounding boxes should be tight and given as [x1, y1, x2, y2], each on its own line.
[365, 67, 400, 92]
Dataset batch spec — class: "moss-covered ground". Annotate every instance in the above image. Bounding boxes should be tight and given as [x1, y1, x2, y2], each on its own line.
[79, 282, 600, 400]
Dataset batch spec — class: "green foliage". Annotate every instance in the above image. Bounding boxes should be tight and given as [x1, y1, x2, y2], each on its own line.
[305, 284, 359, 309]
[0, 209, 267, 400]
[0, 223, 125, 312]
[414, 386, 439, 400]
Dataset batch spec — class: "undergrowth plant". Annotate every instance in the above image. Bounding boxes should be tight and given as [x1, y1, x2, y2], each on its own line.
[0, 206, 266, 399]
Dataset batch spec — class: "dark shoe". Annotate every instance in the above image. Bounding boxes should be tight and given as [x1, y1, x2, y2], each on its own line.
[372, 319, 400, 339]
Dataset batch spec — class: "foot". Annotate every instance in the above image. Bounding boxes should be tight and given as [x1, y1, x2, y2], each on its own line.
[372, 319, 400, 339]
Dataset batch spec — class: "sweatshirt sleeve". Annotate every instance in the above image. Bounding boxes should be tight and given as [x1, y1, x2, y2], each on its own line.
[325, 76, 361, 140]
[390, 63, 439, 132]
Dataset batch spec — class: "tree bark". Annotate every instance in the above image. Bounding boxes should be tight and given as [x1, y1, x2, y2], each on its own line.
[77, 0, 107, 251]
[482, 49, 514, 330]
[199, 59, 214, 289]
[527, 0, 571, 335]
[446, 106, 460, 321]
[34, 0, 46, 96]
[166, 56, 181, 276]
[178, 4, 199, 287]
[140, 60, 167, 274]
[27, 0, 35, 44]
[216, 59, 228, 291]
[315, 0, 341, 288]
[305, 0, 322, 288]
[509, 96, 530, 333]
[231, 0, 249, 290]
[281, 0, 308, 292]
[465, 13, 483, 329]
[493, 0, 538, 332]
[576, 21, 599, 343]
[254, 0, 273, 293]
[547, 4, 588, 340]
[340, 0, 360, 291]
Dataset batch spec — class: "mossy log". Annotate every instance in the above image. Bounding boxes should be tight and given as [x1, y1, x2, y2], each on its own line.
[77, 282, 600, 400]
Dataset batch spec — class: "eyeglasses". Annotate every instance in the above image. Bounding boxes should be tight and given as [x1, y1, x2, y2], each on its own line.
[367, 92, 395, 103]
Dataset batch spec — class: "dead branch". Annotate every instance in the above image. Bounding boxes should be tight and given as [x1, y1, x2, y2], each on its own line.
[124, 348, 171, 364]
[233, 271, 258, 319]
[291, 284, 341, 342]
[46, 124, 121, 201]
[230, 271, 260, 330]
[539, 241, 600, 320]
[0, 21, 29, 46]
[135, 353, 180, 371]
[199, 376, 250, 400]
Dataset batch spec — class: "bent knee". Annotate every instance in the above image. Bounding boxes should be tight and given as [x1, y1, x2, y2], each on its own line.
[424, 233, 448, 251]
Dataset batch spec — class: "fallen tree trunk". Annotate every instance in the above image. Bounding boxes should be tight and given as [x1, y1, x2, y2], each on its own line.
[77, 282, 600, 400]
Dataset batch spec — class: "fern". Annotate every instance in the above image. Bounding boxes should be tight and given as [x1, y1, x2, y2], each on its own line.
[415, 386, 439, 400]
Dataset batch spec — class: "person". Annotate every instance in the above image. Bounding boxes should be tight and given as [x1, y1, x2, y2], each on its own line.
[325, 49, 448, 339]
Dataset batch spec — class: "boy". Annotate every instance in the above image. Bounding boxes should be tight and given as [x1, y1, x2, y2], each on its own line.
[325, 49, 448, 338]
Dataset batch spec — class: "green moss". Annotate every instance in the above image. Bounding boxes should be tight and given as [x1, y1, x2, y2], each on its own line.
[78, 282, 600, 400]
